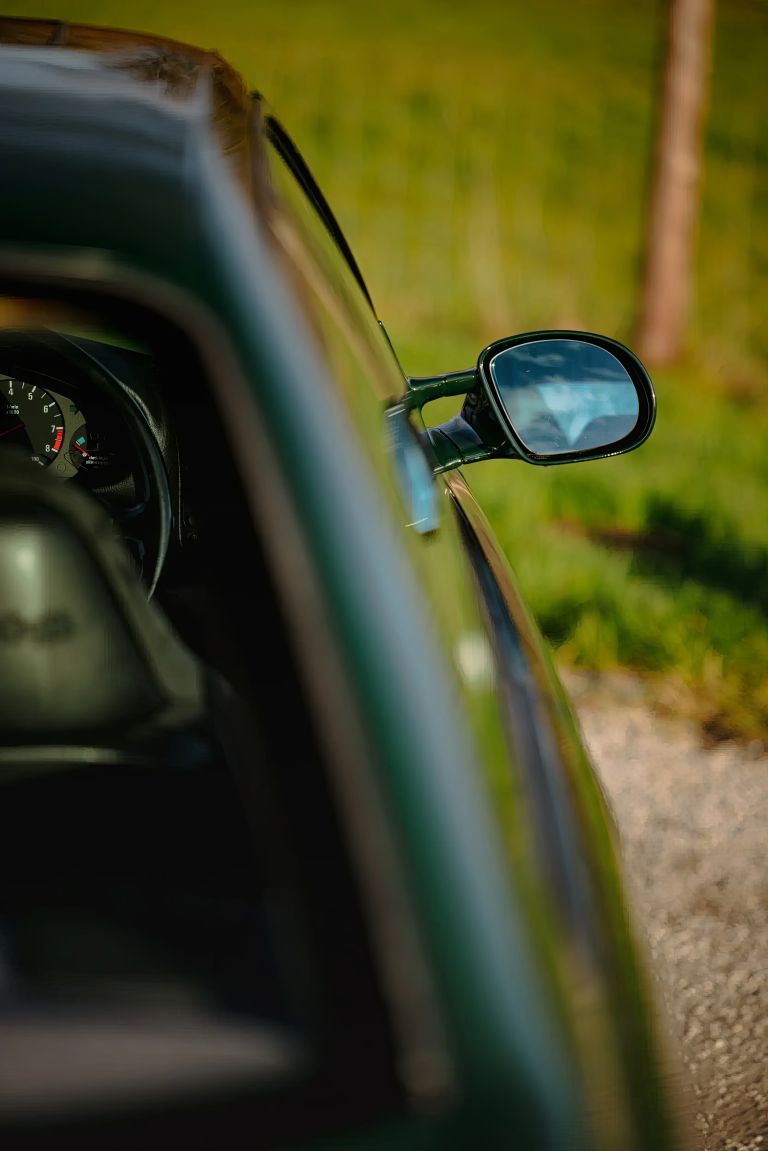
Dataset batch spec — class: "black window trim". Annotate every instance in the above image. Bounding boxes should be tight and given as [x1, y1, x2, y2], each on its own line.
[260, 107, 376, 314]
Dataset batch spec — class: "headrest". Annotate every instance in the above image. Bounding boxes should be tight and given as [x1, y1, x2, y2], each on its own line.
[0, 451, 200, 741]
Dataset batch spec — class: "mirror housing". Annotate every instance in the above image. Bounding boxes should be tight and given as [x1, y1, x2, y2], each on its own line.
[406, 331, 656, 474]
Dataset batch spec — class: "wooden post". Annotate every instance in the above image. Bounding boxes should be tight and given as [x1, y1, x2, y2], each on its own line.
[635, 0, 715, 366]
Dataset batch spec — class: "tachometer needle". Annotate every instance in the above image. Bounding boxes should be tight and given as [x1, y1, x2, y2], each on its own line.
[0, 421, 24, 439]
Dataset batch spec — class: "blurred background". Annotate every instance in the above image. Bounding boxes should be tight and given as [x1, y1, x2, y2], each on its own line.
[4, 0, 767, 742]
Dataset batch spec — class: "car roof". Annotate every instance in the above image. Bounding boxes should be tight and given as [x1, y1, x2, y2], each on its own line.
[0, 16, 251, 124]
[0, 17, 261, 281]
[0, 17, 377, 313]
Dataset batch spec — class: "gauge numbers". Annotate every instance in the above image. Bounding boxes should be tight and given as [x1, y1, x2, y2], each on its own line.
[0, 376, 65, 467]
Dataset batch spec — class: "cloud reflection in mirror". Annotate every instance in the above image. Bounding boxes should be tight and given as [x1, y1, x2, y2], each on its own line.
[489, 339, 639, 455]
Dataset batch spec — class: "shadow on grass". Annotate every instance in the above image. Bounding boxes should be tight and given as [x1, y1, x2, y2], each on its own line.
[582, 494, 768, 615]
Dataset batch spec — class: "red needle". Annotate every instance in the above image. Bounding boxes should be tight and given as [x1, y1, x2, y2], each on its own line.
[0, 421, 25, 440]
[73, 442, 91, 458]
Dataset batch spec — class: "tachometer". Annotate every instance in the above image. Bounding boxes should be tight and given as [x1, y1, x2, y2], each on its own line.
[0, 376, 65, 466]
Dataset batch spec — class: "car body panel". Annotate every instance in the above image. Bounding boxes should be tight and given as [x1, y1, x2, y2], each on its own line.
[0, 18, 690, 1151]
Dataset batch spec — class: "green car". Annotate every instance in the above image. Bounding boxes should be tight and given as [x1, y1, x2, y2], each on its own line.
[0, 18, 692, 1151]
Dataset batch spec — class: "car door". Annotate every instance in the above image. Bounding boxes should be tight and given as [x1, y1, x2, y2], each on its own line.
[252, 103, 688, 1151]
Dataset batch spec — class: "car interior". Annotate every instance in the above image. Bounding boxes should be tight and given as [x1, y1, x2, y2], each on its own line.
[0, 293, 402, 1145]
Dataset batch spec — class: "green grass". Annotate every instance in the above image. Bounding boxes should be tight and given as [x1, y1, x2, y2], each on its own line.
[465, 360, 768, 741]
[3, 0, 768, 738]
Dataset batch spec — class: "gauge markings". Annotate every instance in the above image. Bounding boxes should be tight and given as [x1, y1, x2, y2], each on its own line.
[0, 376, 65, 466]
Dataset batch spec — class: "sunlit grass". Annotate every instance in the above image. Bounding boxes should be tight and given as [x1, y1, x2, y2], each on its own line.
[467, 360, 768, 739]
[3, 0, 767, 737]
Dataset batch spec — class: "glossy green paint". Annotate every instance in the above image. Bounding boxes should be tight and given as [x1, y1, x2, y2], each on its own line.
[405, 367, 477, 410]
[0, 42, 581, 1144]
[446, 472, 690, 1151]
[0, 23, 688, 1151]
[255, 122, 591, 1140]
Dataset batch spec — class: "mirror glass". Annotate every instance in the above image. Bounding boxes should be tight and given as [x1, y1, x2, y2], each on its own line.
[489, 339, 639, 456]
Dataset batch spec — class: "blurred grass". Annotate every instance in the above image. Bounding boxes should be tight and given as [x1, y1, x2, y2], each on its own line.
[3, 0, 768, 739]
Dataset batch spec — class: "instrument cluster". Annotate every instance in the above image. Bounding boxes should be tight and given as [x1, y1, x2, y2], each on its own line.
[0, 373, 132, 490]
[0, 330, 174, 592]
[0, 328, 170, 511]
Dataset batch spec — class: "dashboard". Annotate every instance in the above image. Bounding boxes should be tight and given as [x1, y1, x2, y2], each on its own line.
[0, 328, 174, 592]
[0, 321, 277, 691]
[1, 368, 136, 486]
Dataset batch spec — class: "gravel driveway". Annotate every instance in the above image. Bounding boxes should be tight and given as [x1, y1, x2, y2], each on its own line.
[566, 672, 768, 1151]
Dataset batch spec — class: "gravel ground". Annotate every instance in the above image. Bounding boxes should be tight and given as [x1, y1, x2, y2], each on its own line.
[566, 672, 768, 1151]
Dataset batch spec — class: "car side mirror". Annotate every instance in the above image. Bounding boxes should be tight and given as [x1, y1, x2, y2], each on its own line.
[405, 331, 656, 473]
[479, 332, 655, 463]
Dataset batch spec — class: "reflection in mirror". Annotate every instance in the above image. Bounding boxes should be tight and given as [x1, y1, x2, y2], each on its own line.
[489, 339, 639, 456]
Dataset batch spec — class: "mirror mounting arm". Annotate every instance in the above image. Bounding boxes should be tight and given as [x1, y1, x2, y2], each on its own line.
[404, 368, 477, 411]
[426, 415, 508, 474]
[405, 370, 509, 474]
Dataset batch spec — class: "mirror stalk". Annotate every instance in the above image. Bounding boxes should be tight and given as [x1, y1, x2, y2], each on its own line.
[405, 369, 476, 410]
[426, 415, 506, 474]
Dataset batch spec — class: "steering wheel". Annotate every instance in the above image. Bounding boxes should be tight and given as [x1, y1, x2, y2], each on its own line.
[0, 329, 171, 596]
